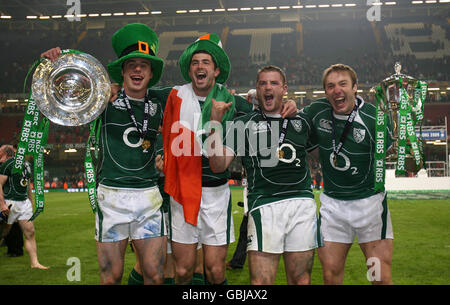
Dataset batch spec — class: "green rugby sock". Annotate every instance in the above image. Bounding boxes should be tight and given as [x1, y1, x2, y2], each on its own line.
[127, 268, 144, 285]
[163, 277, 175, 285]
[190, 272, 205, 285]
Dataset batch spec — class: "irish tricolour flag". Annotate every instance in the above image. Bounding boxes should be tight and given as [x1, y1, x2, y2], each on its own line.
[162, 83, 235, 226]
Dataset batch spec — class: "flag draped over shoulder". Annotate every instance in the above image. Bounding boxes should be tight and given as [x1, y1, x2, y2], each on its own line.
[162, 82, 235, 226]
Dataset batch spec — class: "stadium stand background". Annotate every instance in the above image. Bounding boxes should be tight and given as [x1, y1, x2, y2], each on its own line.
[0, 0, 448, 186]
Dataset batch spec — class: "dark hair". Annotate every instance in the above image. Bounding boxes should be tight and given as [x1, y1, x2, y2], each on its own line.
[256, 65, 287, 85]
[191, 50, 218, 69]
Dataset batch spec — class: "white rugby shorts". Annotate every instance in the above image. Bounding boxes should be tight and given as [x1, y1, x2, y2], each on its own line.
[95, 184, 166, 242]
[6, 198, 33, 224]
[318, 192, 394, 245]
[169, 183, 235, 246]
[247, 197, 318, 253]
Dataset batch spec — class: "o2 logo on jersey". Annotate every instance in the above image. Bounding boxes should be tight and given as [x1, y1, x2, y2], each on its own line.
[329, 152, 359, 175]
[123, 127, 148, 153]
[278, 143, 301, 167]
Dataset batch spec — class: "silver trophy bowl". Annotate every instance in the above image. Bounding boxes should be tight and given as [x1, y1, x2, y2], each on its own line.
[31, 51, 111, 126]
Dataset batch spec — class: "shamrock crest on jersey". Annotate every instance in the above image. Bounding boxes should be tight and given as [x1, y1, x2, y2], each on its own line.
[148, 101, 157, 117]
[353, 128, 366, 143]
[291, 120, 303, 132]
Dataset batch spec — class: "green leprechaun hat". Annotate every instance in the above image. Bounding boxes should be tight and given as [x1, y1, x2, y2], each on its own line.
[179, 33, 230, 84]
[107, 23, 164, 88]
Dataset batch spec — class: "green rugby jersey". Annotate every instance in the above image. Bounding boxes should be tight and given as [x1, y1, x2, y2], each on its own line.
[224, 111, 314, 212]
[303, 97, 392, 200]
[0, 158, 31, 201]
[96, 89, 168, 189]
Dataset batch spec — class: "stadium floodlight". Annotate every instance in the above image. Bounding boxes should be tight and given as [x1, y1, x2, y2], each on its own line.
[113, 12, 124, 16]
[294, 91, 307, 95]
[151, 11, 162, 14]
[428, 88, 440, 91]
[313, 90, 325, 94]
[240, 7, 251, 11]
[305, 5, 317, 8]
[292, 5, 303, 8]
[202, 9, 213, 12]
[215, 8, 226, 12]
[77, 14, 87, 18]
[266, 6, 277, 10]
[176, 10, 187, 13]
[7, 99, 18, 103]
[126, 12, 137, 16]
[425, 0, 437, 3]
[64, 148, 77, 153]
[138, 11, 149, 15]
[279, 6, 290, 9]
[0, 15, 11, 19]
[27, 16, 38, 19]
[253, 7, 265, 10]
[101, 13, 112, 16]
[88, 14, 99, 17]
[189, 9, 200, 13]
[412, 1, 423, 3]
[385, 2, 397, 5]
[318, 5, 331, 8]
[39, 16, 50, 19]
[227, 8, 239, 11]
[345, 3, 357, 6]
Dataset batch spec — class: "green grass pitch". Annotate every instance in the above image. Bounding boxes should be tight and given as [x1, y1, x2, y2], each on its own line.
[0, 189, 449, 285]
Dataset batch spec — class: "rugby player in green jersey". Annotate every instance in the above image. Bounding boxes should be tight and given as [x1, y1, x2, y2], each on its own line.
[207, 65, 318, 285]
[0, 145, 49, 270]
[302, 64, 394, 284]
[41, 24, 168, 284]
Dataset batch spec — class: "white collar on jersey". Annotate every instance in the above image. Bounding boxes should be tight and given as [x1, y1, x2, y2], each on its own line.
[263, 113, 282, 118]
[195, 95, 207, 102]
[126, 95, 145, 102]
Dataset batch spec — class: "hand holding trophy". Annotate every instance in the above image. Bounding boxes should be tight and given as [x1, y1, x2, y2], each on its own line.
[32, 50, 111, 126]
[373, 62, 428, 191]
[14, 49, 111, 220]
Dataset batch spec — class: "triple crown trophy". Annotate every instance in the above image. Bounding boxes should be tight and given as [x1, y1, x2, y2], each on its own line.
[373, 62, 428, 192]
[14, 50, 111, 219]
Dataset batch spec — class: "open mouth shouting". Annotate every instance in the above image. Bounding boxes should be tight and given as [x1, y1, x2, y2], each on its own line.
[334, 96, 346, 107]
[263, 93, 275, 107]
[130, 75, 144, 86]
[194, 70, 207, 83]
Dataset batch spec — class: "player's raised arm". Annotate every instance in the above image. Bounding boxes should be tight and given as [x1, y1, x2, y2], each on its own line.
[207, 99, 235, 173]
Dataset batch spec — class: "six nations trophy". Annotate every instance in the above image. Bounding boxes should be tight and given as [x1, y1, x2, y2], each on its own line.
[373, 62, 428, 192]
[14, 49, 111, 220]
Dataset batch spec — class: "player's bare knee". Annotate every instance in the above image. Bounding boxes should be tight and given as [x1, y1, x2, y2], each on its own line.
[176, 265, 194, 283]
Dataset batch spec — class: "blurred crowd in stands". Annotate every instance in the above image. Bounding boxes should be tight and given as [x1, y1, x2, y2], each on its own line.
[1, 19, 449, 93]
[1, 18, 449, 185]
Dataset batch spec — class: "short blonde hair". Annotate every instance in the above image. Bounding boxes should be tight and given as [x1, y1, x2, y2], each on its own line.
[322, 63, 358, 90]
